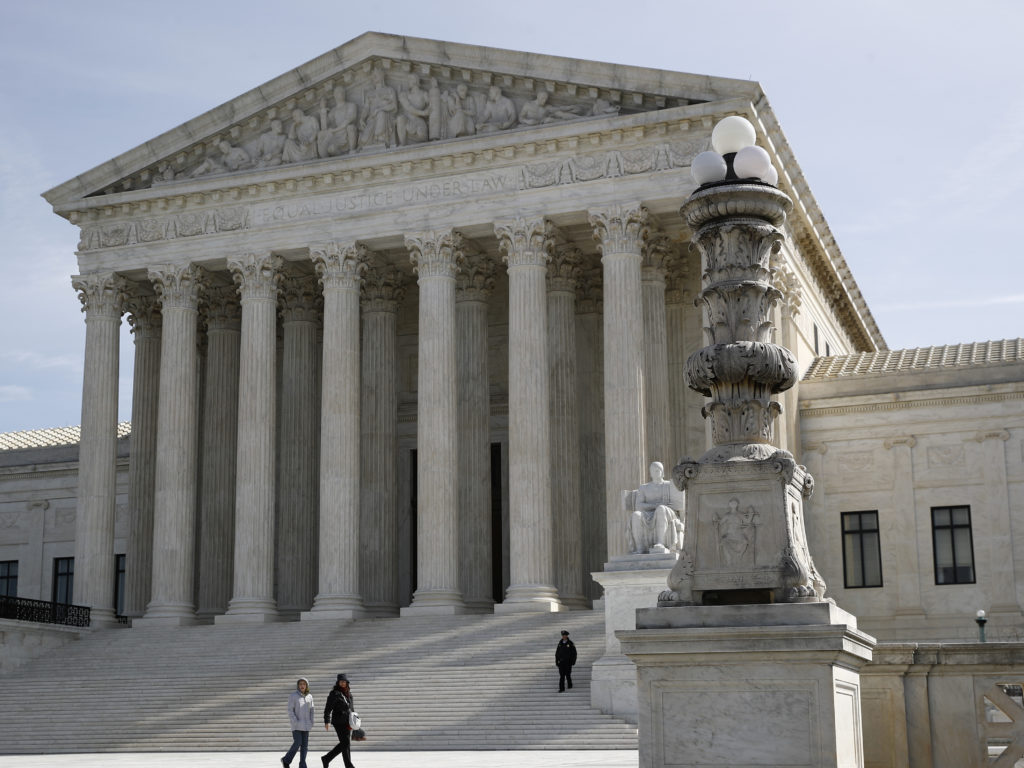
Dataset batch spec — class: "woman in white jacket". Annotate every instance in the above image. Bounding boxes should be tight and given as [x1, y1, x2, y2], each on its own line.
[282, 677, 315, 768]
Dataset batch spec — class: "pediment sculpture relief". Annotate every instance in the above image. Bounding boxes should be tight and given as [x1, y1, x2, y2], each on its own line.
[138, 63, 634, 191]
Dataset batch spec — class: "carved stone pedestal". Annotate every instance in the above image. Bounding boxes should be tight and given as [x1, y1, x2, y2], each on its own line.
[664, 456, 824, 606]
[591, 552, 678, 722]
[619, 602, 876, 768]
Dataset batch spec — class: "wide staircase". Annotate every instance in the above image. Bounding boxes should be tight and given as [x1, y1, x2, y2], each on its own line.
[0, 609, 637, 754]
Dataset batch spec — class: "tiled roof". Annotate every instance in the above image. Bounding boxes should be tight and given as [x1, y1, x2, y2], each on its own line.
[0, 422, 131, 451]
[803, 339, 1024, 381]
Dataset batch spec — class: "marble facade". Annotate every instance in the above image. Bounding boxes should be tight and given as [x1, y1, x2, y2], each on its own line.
[35, 34, 880, 625]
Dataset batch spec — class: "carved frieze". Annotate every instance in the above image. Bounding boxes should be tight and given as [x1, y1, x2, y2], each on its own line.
[97, 57, 696, 196]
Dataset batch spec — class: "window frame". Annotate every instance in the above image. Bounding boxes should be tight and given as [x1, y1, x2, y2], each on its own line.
[52, 556, 74, 605]
[841, 511, 883, 589]
[931, 505, 976, 585]
[0, 560, 17, 598]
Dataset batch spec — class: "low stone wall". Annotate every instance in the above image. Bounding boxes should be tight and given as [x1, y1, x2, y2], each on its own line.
[862, 642, 1024, 768]
[0, 618, 83, 675]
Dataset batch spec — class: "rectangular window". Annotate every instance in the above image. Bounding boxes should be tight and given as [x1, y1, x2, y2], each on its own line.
[53, 557, 74, 604]
[0, 560, 17, 597]
[932, 505, 976, 584]
[813, 324, 819, 355]
[841, 512, 883, 588]
[114, 554, 126, 617]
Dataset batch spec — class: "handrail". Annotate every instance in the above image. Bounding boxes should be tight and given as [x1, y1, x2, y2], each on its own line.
[0, 595, 91, 627]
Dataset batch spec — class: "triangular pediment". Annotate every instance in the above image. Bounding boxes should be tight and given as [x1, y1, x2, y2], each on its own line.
[43, 32, 761, 206]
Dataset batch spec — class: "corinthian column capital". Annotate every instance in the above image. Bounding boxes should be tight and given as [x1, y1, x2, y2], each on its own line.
[495, 217, 553, 269]
[203, 284, 242, 331]
[311, 242, 368, 291]
[147, 264, 207, 310]
[456, 253, 497, 301]
[589, 203, 649, 256]
[642, 231, 675, 278]
[406, 230, 464, 279]
[72, 273, 130, 319]
[279, 274, 322, 323]
[227, 253, 283, 300]
[547, 245, 582, 293]
[360, 264, 406, 313]
[124, 292, 162, 334]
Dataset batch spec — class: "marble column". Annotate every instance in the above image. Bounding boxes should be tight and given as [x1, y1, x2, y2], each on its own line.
[71, 272, 129, 625]
[772, 258, 803, 455]
[305, 243, 365, 619]
[359, 263, 404, 616]
[590, 204, 649, 560]
[641, 232, 672, 468]
[548, 246, 587, 609]
[495, 217, 563, 613]
[665, 256, 704, 464]
[219, 253, 282, 624]
[403, 230, 467, 615]
[123, 292, 161, 619]
[576, 267, 606, 601]
[195, 285, 240, 619]
[456, 253, 496, 612]
[143, 264, 205, 624]
[276, 275, 320, 617]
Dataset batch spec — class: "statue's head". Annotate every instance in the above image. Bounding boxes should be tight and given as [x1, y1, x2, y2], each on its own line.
[650, 461, 664, 480]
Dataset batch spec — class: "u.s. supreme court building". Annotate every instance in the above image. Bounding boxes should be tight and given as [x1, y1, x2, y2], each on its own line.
[4, 32, 1023, 645]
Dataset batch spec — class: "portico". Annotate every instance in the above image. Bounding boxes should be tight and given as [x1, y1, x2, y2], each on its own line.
[49, 33, 878, 626]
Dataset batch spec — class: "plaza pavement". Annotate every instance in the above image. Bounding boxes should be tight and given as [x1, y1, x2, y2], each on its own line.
[0, 751, 639, 768]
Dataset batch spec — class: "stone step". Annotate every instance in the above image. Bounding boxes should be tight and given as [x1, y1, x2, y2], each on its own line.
[0, 610, 635, 753]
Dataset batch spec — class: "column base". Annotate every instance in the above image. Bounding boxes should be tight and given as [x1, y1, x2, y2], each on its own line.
[463, 598, 496, 614]
[495, 586, 565, 613]
[401, 589, 468, 616]
[86, 607, 119, 628]
[216, 598, 279, 624]
[138, 602, 198, 627]
[301, 594, 365, 621]
[619, 602, 876, 768]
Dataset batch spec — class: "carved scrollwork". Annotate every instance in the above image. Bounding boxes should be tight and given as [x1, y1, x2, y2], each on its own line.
[685, 341, 798, 397]
[227, 253, 283, 301]
[72, 273, 131, 319]
[406, 230, 464, 279]
[362, 264, 407, 312]
[311, 242, 368, 291]
[589, 204, 649, 256]
[148, 264, 207, 310]
[495, 218, 553, 269]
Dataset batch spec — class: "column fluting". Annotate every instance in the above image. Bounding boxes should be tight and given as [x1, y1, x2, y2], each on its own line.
[123, 292, 161, 618]
[547, 246, 587, 608]
[402, 230, 466, 614]
[195, 285, 241, 619]
[276, 274, 321, 616]
[71, 273, 129, 625]
[590, 204, 649, 560]
[144, 264, 205, 623]
[456, 253, 496, 611]
[220, 253, 282, 623]
[360, 264, 404, 616]
[495, 217, 562, 612]
[642, 232, 672, 468]
[306, 243, 365, 619]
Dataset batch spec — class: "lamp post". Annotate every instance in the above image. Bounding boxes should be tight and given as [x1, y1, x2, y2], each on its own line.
[976, 609, 988, 642]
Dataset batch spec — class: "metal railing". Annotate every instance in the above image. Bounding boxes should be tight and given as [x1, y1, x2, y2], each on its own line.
[0, 595, 91, 627]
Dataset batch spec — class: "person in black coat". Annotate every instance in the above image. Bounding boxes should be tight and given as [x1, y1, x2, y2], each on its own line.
[322, 674, 355, 768]
[555, 630, 577, 692]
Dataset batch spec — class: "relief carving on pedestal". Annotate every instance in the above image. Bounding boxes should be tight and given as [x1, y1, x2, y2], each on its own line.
[714, 497, 759, 567]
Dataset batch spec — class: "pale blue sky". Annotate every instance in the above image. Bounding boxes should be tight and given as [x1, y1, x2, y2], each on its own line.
[1, 0, 1022, 432]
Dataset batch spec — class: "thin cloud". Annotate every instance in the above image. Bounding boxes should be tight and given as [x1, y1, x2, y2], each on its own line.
[0, 385, 32, 402]
[877, 294, 1024, 313]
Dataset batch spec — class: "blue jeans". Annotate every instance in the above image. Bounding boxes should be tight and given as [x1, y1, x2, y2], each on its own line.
[284, 729, 309, 768]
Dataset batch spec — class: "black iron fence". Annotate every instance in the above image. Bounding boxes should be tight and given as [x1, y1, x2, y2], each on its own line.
[0, 595, 91, 627]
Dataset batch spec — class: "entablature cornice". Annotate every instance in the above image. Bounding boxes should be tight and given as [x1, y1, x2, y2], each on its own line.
[799, 381, 1024, 419]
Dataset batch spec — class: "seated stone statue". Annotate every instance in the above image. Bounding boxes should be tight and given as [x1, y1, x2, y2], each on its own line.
[623, 461, 684, 554]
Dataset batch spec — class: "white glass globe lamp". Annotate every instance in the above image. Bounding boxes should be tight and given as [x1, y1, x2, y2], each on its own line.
[691, 151, 727, 185]
[711, 116, 757, 154]
[761, 164, 779, 186]
[733, 145, 772, 181]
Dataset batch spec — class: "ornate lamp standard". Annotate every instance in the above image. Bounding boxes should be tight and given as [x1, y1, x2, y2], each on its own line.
[662, 115, 825, 607]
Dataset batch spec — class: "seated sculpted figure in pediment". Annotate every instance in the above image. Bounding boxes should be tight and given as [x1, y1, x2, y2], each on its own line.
[623, 461, 684, 555]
